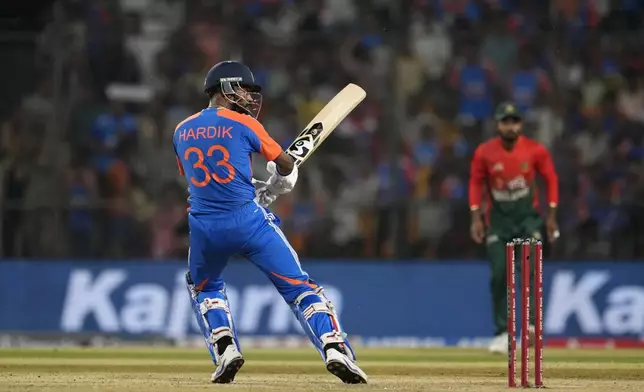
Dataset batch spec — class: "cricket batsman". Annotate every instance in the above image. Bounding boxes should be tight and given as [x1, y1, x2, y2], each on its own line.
[173, 61, 367, 384]
[468, 102, 559, 354]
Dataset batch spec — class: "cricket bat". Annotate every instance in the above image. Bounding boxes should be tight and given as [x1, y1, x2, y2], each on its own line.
[285, 83, 366, 166]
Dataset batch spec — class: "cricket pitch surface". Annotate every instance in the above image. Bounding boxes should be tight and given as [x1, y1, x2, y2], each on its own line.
[1, 347, 642, 391]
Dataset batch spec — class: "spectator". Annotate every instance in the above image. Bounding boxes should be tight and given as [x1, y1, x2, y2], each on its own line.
[573, 119, 610, 167]
[532, 97, 565, 150]
[553, 47, 585, 91]
[4, 0, 644, 260]
[136, 94, 185, 195]
[21, 76, 54, 122]
[396, 39, 425, 104]
[449, 41, 497, 125]
[413, 124, 440, 171]
[481, 12, 518, 79]
[150, 183, 187, 260]
[67, 150, 98, 258]
[0, 120, 46, 258]
[0, 118, 28, 258]
[507, 46, 552, 115]
[580, 63, 609, 116]
[617, 73, 644, 124]
[92, 99, 138, 176]
[411, 13, 452, 82]
[102, 141, 138, 258]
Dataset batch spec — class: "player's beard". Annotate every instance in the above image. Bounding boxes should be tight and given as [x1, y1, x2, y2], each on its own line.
[223, 85, 263, 118]
[232, 93, 262, 118]
[499, 131, 519, 142]
[498, 125, 521, 143]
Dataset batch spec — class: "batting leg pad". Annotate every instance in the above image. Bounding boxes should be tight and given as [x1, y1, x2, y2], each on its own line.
[290, 286, 356, 361]
[186, 273, 240, 366]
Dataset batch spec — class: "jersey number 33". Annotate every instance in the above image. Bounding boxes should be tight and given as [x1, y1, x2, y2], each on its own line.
[184, 145, 235, 186]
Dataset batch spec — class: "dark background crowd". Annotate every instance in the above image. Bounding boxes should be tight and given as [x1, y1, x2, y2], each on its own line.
[1, 0, 644, 260]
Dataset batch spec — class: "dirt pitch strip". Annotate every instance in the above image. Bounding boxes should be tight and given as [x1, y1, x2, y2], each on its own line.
[0, 347, 642, 391]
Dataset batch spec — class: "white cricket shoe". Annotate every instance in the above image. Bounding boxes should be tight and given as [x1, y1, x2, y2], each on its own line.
[488, 332, 509, 354]
[211, 345, 244, 384]
[489, 326, 535, 354]
[325, 348, 368, 384]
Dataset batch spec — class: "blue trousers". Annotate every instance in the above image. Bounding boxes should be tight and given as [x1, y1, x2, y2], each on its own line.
[187, 201, 354, 364]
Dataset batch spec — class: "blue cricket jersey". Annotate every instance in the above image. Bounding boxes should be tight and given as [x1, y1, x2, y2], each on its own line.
[173, 107, 282, 214]
[456, 63, 493, 120]
[510, 70, 539, 113]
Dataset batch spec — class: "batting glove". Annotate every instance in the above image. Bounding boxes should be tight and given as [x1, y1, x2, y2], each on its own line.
[266, 161, 298, 195]
[252, 178, 278, 207]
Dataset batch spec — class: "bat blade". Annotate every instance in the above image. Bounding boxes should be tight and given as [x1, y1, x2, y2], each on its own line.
[285, 83, 366, 166]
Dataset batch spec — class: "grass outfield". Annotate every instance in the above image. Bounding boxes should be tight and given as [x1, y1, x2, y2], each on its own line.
[0, 347, 643, 391]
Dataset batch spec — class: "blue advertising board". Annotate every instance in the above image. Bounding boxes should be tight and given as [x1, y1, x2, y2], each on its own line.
[1, 260, 643, 346]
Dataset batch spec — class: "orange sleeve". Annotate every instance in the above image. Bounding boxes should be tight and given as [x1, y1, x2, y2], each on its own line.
[468, 146, 487, 211]
[534, 144, 559, 207]
[218, 109, 282, 161]
[250, 123, 282, 161]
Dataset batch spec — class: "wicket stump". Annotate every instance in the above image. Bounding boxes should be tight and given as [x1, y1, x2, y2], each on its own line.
[506, 238, 544, 388]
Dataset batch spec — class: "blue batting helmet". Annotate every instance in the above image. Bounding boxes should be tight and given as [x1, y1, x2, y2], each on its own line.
[203, 61, 261, 96]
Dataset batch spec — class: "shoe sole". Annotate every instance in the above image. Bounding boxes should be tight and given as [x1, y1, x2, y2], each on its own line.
[212, 357, 245, 384]
[326, 359, 367, 384]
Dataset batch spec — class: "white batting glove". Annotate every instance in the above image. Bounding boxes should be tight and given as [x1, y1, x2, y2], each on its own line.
[266, 161, 298, 195]
[252, 178, 278, 207]
[251, 178, 267, 187]
[257, 188, 278, 207]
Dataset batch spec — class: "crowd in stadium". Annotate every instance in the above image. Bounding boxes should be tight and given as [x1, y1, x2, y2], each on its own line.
[1, 0, 643, 260]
